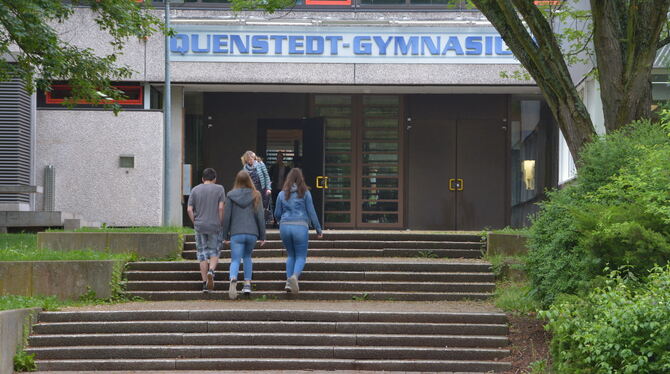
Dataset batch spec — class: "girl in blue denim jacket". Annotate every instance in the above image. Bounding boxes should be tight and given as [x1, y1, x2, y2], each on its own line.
[274, 168, 323, 294]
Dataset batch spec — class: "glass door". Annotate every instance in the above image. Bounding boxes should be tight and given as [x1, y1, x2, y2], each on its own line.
[312, 94, 404, 228]
[358, 95, 403, 228]
[313, 95, 355, 227]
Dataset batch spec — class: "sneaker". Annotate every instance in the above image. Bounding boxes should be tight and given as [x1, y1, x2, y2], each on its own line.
[287, 275, 299, 294]
[228, 280, 237, 300]
[202, 281, 209, 294]
[284, 281, 291, 292]
[206, 269, 215, 291]
[242, 283, 252, 295]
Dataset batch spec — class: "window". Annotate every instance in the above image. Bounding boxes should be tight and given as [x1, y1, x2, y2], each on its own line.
[45, 85, 143, 106]
[153, 0, 475, 9]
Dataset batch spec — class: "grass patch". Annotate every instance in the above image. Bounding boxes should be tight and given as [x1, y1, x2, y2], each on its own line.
[491, 226, 531, 235]
[494, 281, 542, 315]
[1, 233, 133, 261]
[0, 295, 66, 312]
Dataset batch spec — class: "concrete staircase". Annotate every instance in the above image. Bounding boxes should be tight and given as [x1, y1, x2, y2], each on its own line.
[28, 309, 511, 372]
[126, 232, 495, 301]
[25, 231, 512, 372]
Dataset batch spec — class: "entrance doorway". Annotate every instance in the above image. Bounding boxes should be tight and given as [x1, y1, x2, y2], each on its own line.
[407, 95, 508, 230]
[257, 118, 325, 224]
[312, 95, 405, 229]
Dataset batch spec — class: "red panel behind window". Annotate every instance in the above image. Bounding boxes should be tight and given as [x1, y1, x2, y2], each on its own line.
[306, 0, 351, 5]
[45, 85, 143, 106]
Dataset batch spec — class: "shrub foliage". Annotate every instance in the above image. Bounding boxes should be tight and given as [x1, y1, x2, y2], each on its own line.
[526, 119, 670, 306]
[541, 266, 670, 374]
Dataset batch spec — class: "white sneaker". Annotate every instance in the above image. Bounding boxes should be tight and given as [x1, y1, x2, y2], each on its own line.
[228, 280, 237, 300]
[287, 275, 299, 294]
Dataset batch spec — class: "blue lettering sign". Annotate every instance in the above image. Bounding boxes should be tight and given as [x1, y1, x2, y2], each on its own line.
[442, 36, 463, 55]
[288, 36, 305, 54]
[465, 36, 482, 55]
[231, 35, 250, 54]
[212, 35, 228, 53]
[306, 36, 324, 55]
[395, 36, 419, 56]
[495, 36, 513, 55]
[191, 34, 210, 53]
[354, 36, 372, 55]
[171, 34, 189, 54]
[270, 35, 287, 54]
[252, 35, 268, 54]
[373, 36, 392, 55]
[421, 36, 439, 55]
[325, 36, 342, 55]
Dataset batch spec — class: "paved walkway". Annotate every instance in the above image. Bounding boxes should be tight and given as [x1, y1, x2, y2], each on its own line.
[59, 300, 500, 313]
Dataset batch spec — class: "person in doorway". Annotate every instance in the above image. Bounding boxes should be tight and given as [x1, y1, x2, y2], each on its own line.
[274, 168, 323, 294]
[222, 170, 266, 300]
[241, 150, 272, 223]
[269, 151, 291, 218]
[187, 168, 225, 293]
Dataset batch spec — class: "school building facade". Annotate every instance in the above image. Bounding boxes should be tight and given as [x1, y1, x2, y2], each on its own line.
[4, 1, 663, 230]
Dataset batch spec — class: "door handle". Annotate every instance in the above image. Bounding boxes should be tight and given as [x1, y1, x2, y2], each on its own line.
[316, 176, 329, 189]
[449, 178, 464, 191]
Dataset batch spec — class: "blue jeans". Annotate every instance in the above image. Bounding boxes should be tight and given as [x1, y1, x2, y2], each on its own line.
[229, 234, 256, 281]
[280, 224, 309, 279]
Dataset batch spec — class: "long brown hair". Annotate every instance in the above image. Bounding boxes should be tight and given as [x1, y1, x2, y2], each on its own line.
[282, 168, 308, 200]
[233, 170, 261, 208]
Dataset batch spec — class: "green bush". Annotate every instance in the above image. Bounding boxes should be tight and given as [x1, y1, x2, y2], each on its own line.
[541, 265, 670, 374]
[526, 120, 670, 306]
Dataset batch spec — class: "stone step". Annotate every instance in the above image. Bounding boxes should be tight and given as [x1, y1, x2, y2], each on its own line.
[32, 321, 508, 336]
[125, 270, 496, 282]
[28, 345, 510, 361]
[34, 358, 511, 372]
[126, 261, 492, 273]
[181, 248, 483, 259]
[125, 290, 492, 301]
[36, 310, 508, 324]
[184, 240, 484, 251]
[125, 280, 496, 293]
[29, 332, 508, 348]
[185, 233, 483, 242]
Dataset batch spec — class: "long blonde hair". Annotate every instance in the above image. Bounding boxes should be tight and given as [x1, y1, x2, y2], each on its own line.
[233, 170, 261, 208]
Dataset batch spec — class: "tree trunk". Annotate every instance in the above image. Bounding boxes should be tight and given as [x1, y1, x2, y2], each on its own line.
[591, 0, 670, 132]
[472, 0, 596, 163]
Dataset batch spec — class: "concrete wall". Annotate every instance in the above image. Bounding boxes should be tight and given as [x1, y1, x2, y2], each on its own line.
[0, 308, 41, 374]
[0, 260, 121, 299]
[58, 7, 531, 87]
[487, 232, 528, 256]
[37, 232, 181, 260]
[35, 110, 164, 226]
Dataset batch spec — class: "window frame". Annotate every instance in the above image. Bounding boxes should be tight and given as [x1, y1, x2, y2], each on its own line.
[45, 85, 144, 106]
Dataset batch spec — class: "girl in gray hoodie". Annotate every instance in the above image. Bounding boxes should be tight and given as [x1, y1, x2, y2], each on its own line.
[222, 170, 266, 300]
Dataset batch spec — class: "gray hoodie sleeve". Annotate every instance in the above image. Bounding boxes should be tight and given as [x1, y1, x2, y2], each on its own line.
[222, 196, 233, 240]
[255, 200, 266, 240]
[304, 190, 322, 235]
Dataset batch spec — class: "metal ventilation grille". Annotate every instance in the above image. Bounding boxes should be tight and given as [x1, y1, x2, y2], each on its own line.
[0, 78, 32, 203]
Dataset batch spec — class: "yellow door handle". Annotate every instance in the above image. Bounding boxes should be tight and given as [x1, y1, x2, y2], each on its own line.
[449, 178, 464, 191]
[316, 176, 329, 189]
